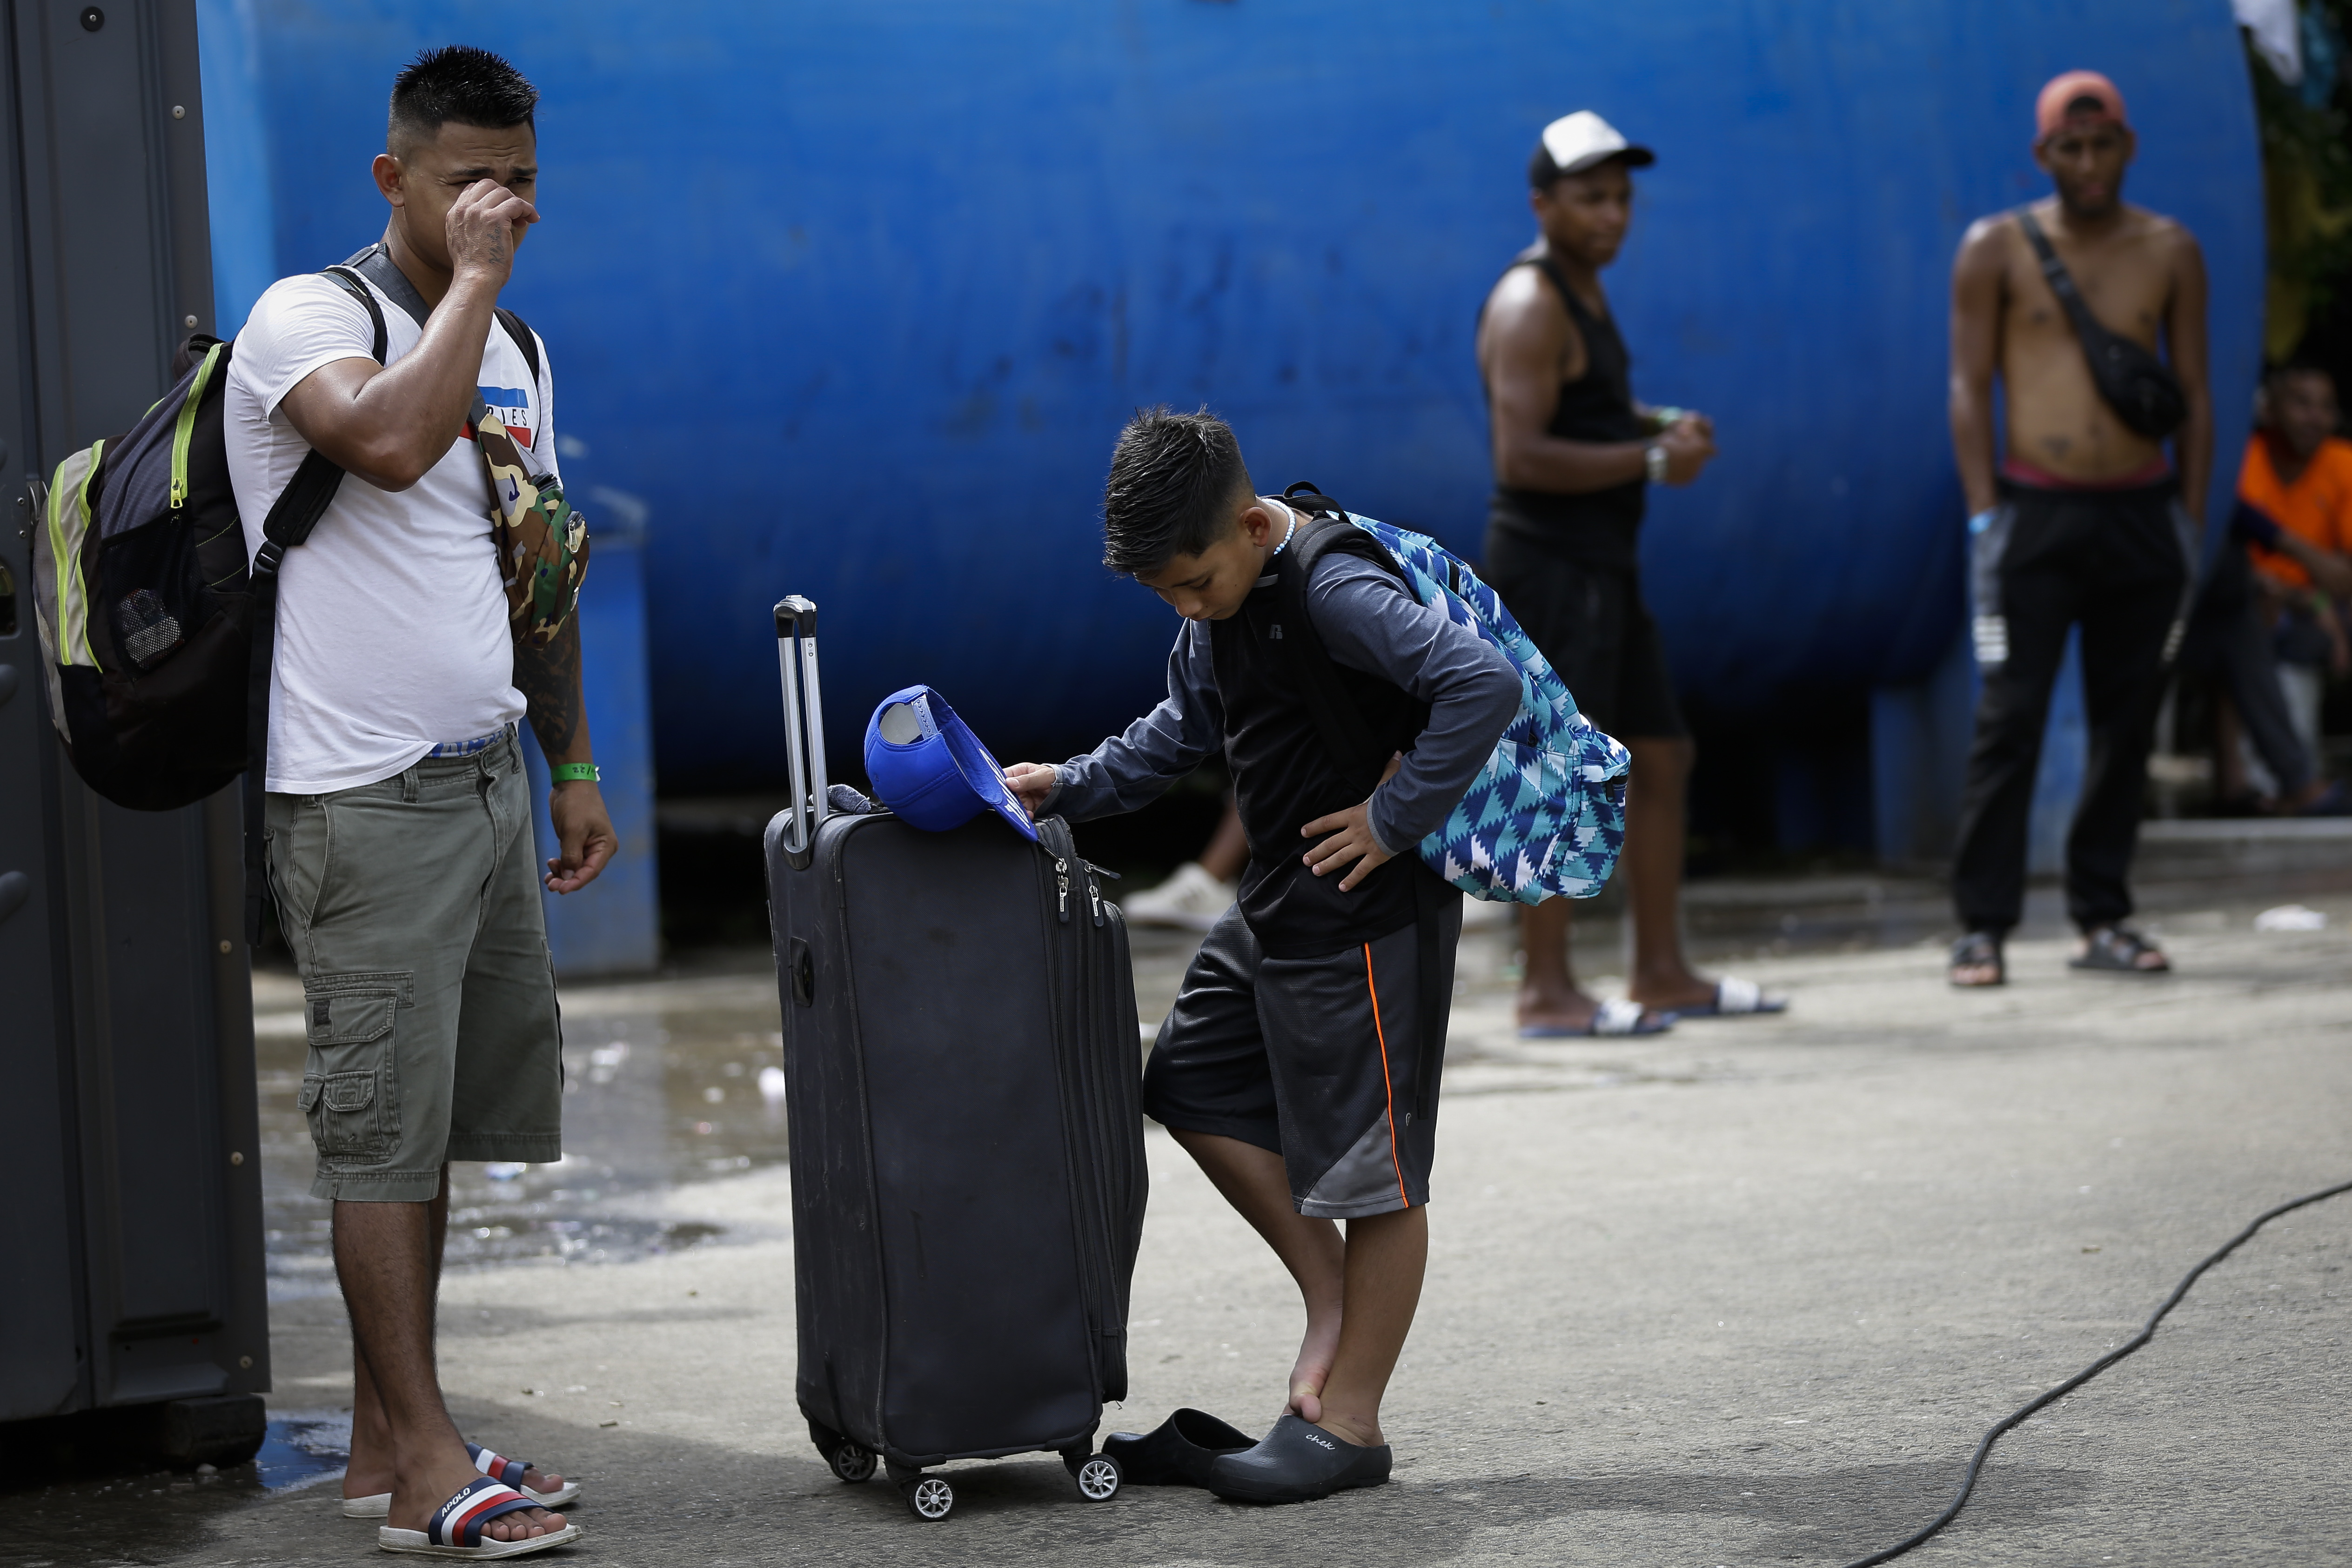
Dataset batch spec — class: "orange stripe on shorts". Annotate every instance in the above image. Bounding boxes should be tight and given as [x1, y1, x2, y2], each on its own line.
[1363, 942, 1409, 1207]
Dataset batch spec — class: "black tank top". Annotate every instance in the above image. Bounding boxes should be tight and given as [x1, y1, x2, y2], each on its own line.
[1208, 530, 1424, 958]
[1487, 244, 1650, 570]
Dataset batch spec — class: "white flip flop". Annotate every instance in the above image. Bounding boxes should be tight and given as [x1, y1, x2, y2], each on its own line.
[377, 1477, 580, 1558]
[345, 1444, 580, 1518]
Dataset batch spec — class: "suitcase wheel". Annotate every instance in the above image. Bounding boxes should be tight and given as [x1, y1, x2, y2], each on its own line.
[901, 1474, 955, 1521]
[1071, 1453, 1121, 1503]
[807, 1420, 876, 1483]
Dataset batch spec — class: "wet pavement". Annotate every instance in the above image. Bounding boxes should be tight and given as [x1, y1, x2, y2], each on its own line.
[251, 966, 791, 1292]
[5, 872, 2349, 1566]
[242, 875, 1947, 1300]
[251, 867, 2352, 1298]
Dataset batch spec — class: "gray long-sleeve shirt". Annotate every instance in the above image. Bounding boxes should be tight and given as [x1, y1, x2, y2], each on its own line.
[1044, 551, 1521, 857]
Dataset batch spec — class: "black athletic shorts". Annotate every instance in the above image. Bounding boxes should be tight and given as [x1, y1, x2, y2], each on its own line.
[1482, 528, 1688, 741]
[1142, 900, 1461, 1219]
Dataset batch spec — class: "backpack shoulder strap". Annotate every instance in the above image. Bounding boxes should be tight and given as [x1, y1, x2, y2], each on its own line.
[1279, 480, 1345, 523]
[494, 308, 541, 386]
[1273, 489, 1411, 795]
[1280, 482, 1413, 591]
[1276, 485, 1451, 1123]
[242, 259, 389, 943]
[318, 265, 389, 365]
[253, 450, 348, 560]
[249, 265, 384, 562]
[242, 417, 356, 948]
[339, 242, 429, 332]
[236, 269, 379, 573]
[335, 241, 542, 387]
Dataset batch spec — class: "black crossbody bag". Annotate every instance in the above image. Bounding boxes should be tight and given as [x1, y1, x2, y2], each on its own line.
[2017, 209, 2186, 441]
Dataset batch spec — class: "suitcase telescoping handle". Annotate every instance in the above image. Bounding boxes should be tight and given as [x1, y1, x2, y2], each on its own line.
[774, 596, 830, 859]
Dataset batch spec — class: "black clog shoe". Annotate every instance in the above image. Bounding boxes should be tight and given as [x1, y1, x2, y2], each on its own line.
[1101, 1408, 1256, 1487]
[1206, 1413, 1393, 1503]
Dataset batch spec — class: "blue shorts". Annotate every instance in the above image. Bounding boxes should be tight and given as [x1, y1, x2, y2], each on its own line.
[1142, 901, 1459, 1218]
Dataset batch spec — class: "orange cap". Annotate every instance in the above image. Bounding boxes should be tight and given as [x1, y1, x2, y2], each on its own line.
[2036, 70, 2129, 141]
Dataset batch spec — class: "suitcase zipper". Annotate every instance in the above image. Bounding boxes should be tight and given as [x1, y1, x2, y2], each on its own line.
[1084, 859, 1119, 931]
[1075, 880, 1135, 1358]
[1039, 823, 1123, 1399]
[1077, 893, 1138, 1410]
[1071, 911, 1121, 1364]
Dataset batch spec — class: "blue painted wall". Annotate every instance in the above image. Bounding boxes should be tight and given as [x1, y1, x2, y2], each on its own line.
[518, 538, 661, 977]
[197, 0, 2263, 794]
[195, 0, 277, 328]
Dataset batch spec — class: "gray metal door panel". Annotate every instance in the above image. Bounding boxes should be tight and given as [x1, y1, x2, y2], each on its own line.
[0, 0, 91, 1426]
[204, 784, 269, 1397]
[12, 0, 179, 442]
[0, 0, 265, 1420]
[60, 788, 265, 1403]
[52, 785, 233, 1404]
[0, 520, 88, 1421]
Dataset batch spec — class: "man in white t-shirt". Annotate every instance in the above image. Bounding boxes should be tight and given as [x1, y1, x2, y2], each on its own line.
[226, 47, 609, 1555]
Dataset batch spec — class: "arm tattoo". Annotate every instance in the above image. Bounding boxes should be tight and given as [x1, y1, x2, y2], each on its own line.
[515, 618, 585, 761]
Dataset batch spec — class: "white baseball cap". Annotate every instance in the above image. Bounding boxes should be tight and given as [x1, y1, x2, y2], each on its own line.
[1532, 110, 1655, 184]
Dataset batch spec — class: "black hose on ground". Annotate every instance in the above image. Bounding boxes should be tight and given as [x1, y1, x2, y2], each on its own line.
[1842, 1177, 2352, 1568]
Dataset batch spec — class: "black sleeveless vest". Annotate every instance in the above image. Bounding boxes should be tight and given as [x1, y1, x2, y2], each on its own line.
[1488, 244, 1651, 570]
[1207, 520, 1424, 957]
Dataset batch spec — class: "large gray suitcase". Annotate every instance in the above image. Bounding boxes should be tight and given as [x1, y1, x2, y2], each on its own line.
[761, 597, 1146, 1521]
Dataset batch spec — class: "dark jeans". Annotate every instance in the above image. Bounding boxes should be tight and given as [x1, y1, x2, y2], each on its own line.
[2177, 547, 2313, 796]
[1951, 480, 2195, 935]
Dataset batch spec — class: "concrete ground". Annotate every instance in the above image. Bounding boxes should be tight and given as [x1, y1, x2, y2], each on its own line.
[5, 888, 2350, 1567]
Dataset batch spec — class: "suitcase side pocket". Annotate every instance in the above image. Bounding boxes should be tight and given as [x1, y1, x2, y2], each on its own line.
[1088, 891, 1147, 1403]
[1037, 818, 1126, 1404]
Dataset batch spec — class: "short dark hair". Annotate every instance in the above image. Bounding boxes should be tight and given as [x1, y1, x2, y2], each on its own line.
[1101, 407, 1253, 575]
[388, 46, 538, 156]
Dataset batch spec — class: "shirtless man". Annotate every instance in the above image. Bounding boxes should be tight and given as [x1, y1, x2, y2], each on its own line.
[1479, 111, 1782, 1034]
[1946, 71, 2208, 985]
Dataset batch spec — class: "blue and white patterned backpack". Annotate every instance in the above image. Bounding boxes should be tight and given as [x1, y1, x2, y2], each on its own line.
[1277, 485, 1630, 904]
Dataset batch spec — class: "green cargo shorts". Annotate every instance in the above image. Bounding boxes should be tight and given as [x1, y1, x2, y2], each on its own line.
[264, 730, 563, 1201]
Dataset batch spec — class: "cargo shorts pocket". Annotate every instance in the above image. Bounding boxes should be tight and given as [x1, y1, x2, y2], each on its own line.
[298, 972, 411, 1162]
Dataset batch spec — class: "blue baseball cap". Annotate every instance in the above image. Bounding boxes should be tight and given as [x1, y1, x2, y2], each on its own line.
[862, 685, 1039, 843]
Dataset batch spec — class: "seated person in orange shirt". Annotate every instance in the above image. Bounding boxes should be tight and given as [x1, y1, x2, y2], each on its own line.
[2238, 362, 2352, 778]
[2180, 496, 2349, 813]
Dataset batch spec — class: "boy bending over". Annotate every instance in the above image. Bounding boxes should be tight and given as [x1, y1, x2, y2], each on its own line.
[1005, 409, 1519, 1501]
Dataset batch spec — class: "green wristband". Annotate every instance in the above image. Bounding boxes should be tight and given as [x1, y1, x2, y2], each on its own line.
[550, 762, 600, 784]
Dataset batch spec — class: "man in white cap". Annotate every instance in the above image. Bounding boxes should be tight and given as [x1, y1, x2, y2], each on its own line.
[1478, 112, 1779, 1037]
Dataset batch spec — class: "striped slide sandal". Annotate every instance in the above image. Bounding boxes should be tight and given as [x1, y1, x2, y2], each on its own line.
[344, 1445, 581, 1519]
[377, 1477, 581, 1558]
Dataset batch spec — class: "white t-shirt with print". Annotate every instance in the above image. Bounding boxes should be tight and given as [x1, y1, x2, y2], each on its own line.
[226, 269, 557, 794]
